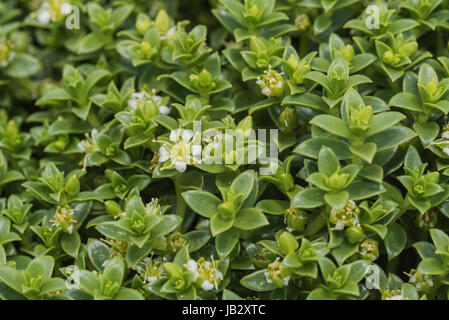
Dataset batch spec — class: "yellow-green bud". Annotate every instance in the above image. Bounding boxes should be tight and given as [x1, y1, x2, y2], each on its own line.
[279, 107, 298, 133]
[327, 171, 349, 190]
[284, 208, 308, 232]
[218, 201, 235, 219]
[278, 173, 294, 191]
[140, 41, 153, 58]
[333, 45, 354, 63]
[399, 41, 418, 58]
[136, 14, 152, 35]
[345, 225, 365, 244]
[64, 174, 80, 195]
[155, 10, 170, 33]
[294, 13, 310, 31]
[105, 200, 122, 218]
[279, 231, 299, 254]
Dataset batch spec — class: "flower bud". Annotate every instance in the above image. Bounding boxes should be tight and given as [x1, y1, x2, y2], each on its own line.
[330, 200, 359, 230]
[279, 107, 298, 133]
[294, 13, 310, 31]
[155, 10, 170, 33]
[278, 173, 294, 191]
[327, 171, 349, 190]
[54, 135, 68, 151]
[345, 225, 365, 244]
[399, 41, 418, 58]
[257, 68, 285, 97]
[279, 231, 299, 254]
[136, 13, 152, 35]
[105, 200, 122, 218]
[253, 248, 276, 269]
[265, 258, 291, 288]
[64, 174, 80, 195]
[218, 201, 235, 219]
[349, 105, 373, 133]
[284, 208, 308, 232]
[414, 210, 437, 231]
[328, 59, 348, 94]
[333, 45, 354, 63]
[359, 239, 379, 262]
[166, 231, 187, 253]
[140, 41, 154, 58]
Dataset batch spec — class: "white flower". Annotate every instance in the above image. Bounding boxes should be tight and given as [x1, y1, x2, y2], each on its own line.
[128, 99, 137, 110]
[159, 146, 169, 162]
[175, 161, 187, 173]
[146, 276, 158, 284]
[277, 81, 283, 88]
[443, 131, 449, 139]
[185, 259, 198, 274]
[132, 92, 146, 99]
[182, 129, 193, 141]
[215, 270, 223, 281]
[264, 271, 272, 283]
[60, 3, 72, 15]
[159, 105, 170, 115]
[157, 128, 201, 172]
[283, 275, 291, 286]
[201, 280, 214, 291]
[38, 10, 51, 24]
[256, 79, 263, 85]
[67, 225, 73, 234]
[261, 87, 271, 96]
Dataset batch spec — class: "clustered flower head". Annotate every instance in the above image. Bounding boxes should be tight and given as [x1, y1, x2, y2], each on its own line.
[50, 205, 77, 234]
[157, 128, 201, 172]
[127, 90, 170, 115]
[185, 257, 223, 291]
[36, 0, 72, 24]
[256, 66, 285, 97]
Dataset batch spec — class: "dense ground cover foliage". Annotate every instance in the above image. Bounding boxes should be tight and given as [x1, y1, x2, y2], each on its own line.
[2, 0, 449, 300]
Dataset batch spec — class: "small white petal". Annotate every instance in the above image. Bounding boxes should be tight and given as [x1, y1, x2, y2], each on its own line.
[146, 276, 158, 284]
[159, 106, 170, 115]
[215, 270, 223, 280]
[67, 225, 73, 234]
[169, 130, 178, 142]
[132, 92, 144, 99]
[256, 80, 263, 85]
[38, 10, 51, 24]
[128, 99, 137, 110]
[158, 146, 169, 162]
[201, 280, 214, 291]
[60, 3, 72, 15]
[185, 260, 198, 274]
[277, 81, 283, 88]
[175, 161, 187, 172]
[443, 131, 449, 139]
[261, 87, 271, 96]
[182, 130, 193, 141]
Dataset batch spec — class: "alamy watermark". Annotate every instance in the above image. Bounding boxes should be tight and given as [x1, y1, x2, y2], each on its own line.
[156, 122, 279, 176]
